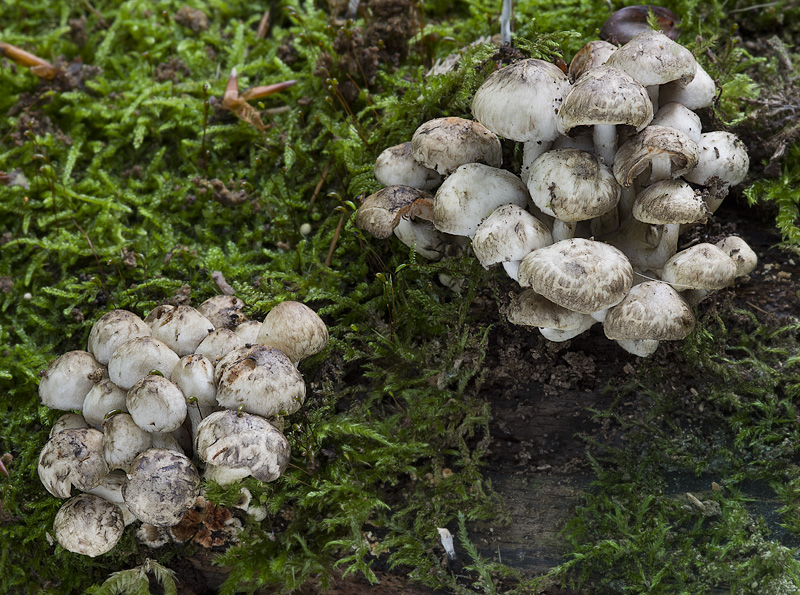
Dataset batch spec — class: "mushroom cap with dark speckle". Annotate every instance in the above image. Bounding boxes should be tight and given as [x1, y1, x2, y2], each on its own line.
[411, 117, 502, 175]
[604, 281, 695, 341]
[54, 493, 124, 557]
[38, 427, 108, 498]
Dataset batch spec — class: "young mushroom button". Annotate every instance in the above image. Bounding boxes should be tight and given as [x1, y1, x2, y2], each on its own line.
[410, 117, 502, 176]
[256, 301, 329, 365]
[53, 493, 125, 557]
[38, 428, 108, 498]
[39, 350, 106, 411]
[87, 309, 151, 365]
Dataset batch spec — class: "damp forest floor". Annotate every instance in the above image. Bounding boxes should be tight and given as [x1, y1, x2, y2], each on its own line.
[2, 1, 800, 594]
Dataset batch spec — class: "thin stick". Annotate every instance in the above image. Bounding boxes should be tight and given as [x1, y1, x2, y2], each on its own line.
[325, 215, 344, 267]
[309, 161, 331, 208]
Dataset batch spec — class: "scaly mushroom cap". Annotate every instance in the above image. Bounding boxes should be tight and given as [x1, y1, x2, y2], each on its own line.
[470, 59, 570, 142]
[527, 148, 620, 221]
[195, 410, 290, 484]
[557, 66, 653, 135]
[148, 305, 215, 357]
[38, 428, 108, 498]
[518, 238, 633, 313]
[471, 205, 552, 268]
[506, 289, 590, 331]
[410, 117, 502, 175]
[433, 163, 529, 237]
[605, 30, 696, 87]
[661, 243, 738, 290]
[87, 309, 152, 365]
[632, 179, 708, 225]
[126, 374, 188, 433]
[355, 185, 434, 240]
[39, 350, 106, 411]
[197, 295, 247, 330]
[604, 281, 695, 341]
[613, 125, 699, 186]
[256, 301, 329, 364]
[715, 236, 758, 277]
[107, 336, 180, 390]
[54, 493, 125, 557]
[374, 142, 442, 191]
[123, 448, 200, 527]
[682, 131, 750, 188]
[215, 345, 306, 417]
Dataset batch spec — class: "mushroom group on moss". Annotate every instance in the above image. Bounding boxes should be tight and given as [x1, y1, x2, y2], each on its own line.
[37, 296, 328, 556]
[355, 27, 755, 357]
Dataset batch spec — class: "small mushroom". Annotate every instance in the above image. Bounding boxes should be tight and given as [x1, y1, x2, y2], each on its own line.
[215, 345, 306, 417]
[715, 236, 758, 277]
[102, 412, 153, 472]
[53, 493, 124, 557]
[355, 185, 434, 240]
[195, 328, 245, 366]
[148, 305, 215, 357]
[256, 301, 329, 364]
[683, 131, 750, 212]
[87, 309, 152, 365]
[661, 243, 738, 304]
[373, 142, 442, 191]
[197, 295, 247, 330]
[568, 40, 616, 82]
[433, 164, 529, 237]
[82, 378, 128, 429]
[613, 125, 698, 187]
[126, 374, 188, 433]
[107, 336, 180, 390]
[123, 448, 200, 527]
[195, 410, 291, 484]
[506, 289, 596, 342]
[39, 350, 106, 411]
[233, 320, 262, 344]
[38, 428, 108, 498]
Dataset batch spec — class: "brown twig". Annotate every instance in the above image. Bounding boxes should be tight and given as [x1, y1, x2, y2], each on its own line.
[325, 215, 345, 267]
[309, 161, 331, 208]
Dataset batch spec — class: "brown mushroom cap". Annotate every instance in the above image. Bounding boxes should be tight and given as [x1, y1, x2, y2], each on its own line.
[197, 295, 247, 330]
[518, 238, 634, 313]
[568, 40, 616, 82]
[604, 281, 695, 341]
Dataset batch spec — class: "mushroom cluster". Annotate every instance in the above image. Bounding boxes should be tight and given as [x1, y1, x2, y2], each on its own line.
[37, 296, 328, 556]
[356, 29, 756, 356]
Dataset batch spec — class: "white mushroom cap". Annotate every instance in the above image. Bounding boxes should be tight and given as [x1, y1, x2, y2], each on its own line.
[215, 345, 306, 417]
[87, 309, 152, 365]
[83, 378, 128, 429]
[170, 354, 217, 411]
[49, 412, 89, 437]
[470, 58, 570, 143]
[506, 288, 594, 337]
[195, 409, 291, 484]
[195, 328, 245, 366]
[660, 61, 716, 110]
[682, 131, 750, 189]
[374, 142, 443, 190]
[102, 412, 153, 472]
[53, 493, 124, 557]
[605, 30, 696, 88]
[148, 305, 215, 357]
[433, 163, 529, 237]
[126, 374, 188, 433]
[197, 295, 247, 330]
[39, 350, 106, 411]
[256, 301, 329, 364]
[651, 102, 702, 143]
[518, 238, 634, 314]
[233, 320, 262, 344]
[661, 243, 738, 290]
[123, 448, 200, 527]
[38, 428, 108, 498]
[410, 117, 502, 175]
[144, 304, 174, 329]
[716, 236, 758, 277]
[527, 148, 620, 222]
[107, 336, 180, 390]
[471, 205, 552, 271]
[604, 281, 695, 342]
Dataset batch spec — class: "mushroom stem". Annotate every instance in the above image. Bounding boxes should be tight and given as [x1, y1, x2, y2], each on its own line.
[521, 140, 552, 184]
[646, 85, 660, 112]
[649, 153, 672, 184]
[593, 124, 617, 166]
[552, 219, 577, 242]
[502, 260, 521, 281]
